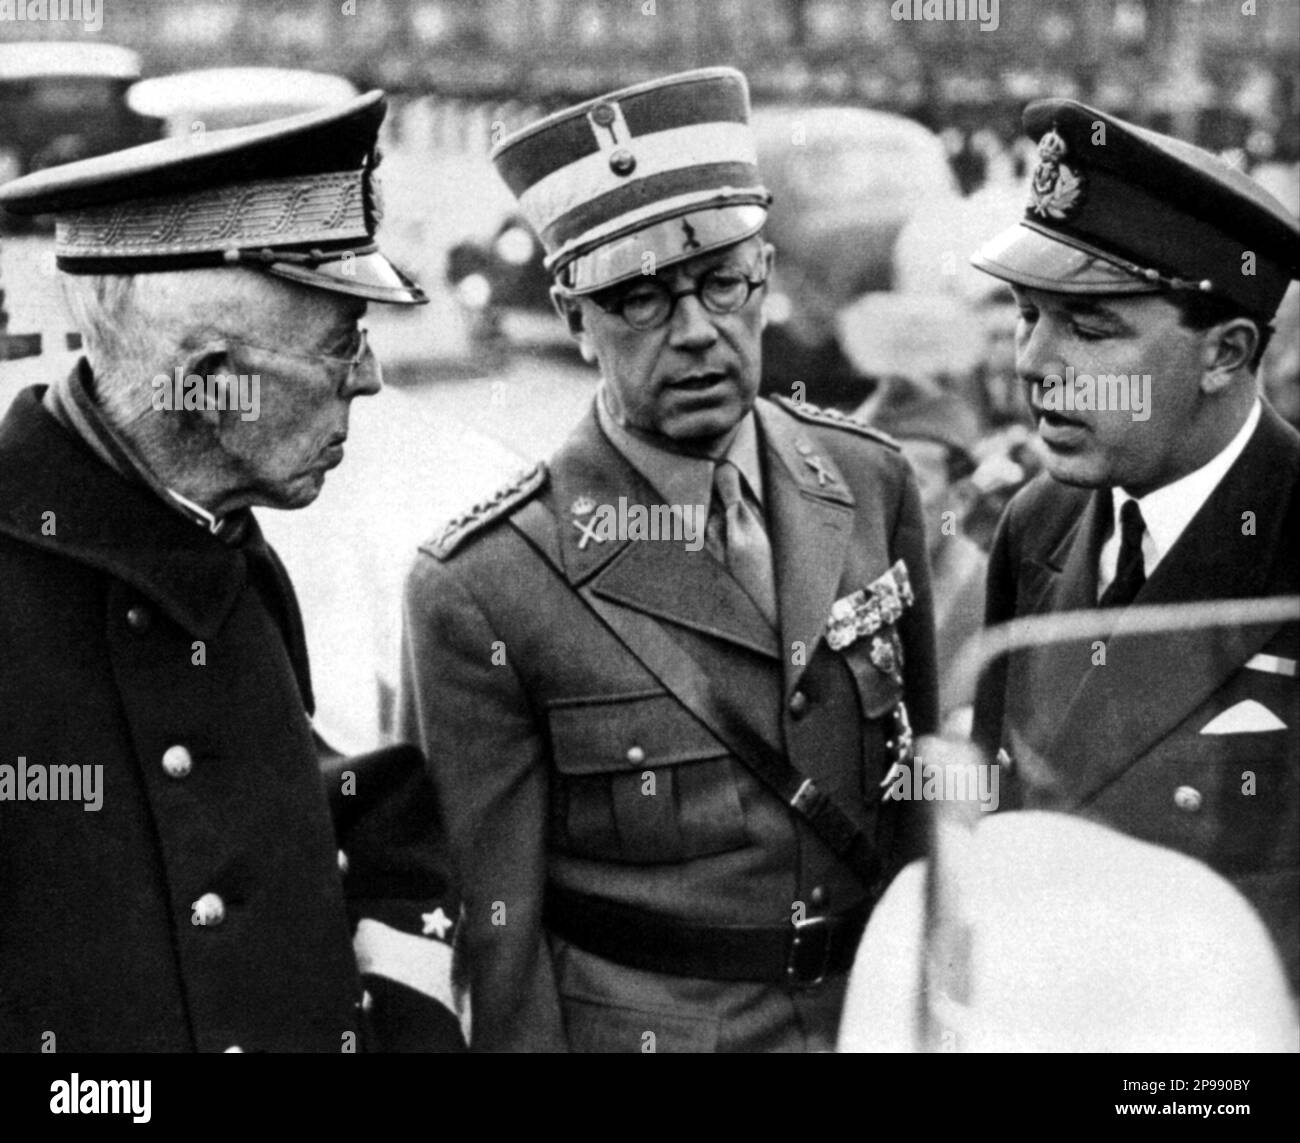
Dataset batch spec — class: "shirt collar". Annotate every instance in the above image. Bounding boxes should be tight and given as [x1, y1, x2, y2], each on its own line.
[1113, 398, 1261, 577]
[595, 385, 764, 510]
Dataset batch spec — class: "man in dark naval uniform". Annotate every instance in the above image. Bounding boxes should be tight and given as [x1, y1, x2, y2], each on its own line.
[0, 94, 463, 1051]
[970, 100, 1300, 992]
[400, 68, 938, 1052]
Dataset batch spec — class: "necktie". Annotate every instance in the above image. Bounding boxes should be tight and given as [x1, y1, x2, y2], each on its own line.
[1099, 498, 1146, 608]
[712, 460, 778, 627]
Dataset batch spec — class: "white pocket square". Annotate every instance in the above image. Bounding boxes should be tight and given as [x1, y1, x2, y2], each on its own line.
[1245, 653, 1298, 678]
[1200, 700, 1288, 735]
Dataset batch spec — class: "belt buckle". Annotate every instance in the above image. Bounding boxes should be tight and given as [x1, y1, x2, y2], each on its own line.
[787, 914, 832, 987]
[789, 778, 827, 817]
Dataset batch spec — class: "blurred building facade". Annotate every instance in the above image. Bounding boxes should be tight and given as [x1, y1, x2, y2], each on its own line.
[1, 0, 1296, 158]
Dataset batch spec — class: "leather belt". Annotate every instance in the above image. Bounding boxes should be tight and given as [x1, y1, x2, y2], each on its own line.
[544, 886, 871, 987]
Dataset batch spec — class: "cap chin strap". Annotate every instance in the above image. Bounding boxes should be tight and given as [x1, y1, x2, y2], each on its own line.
[222, 245, 372, 267]
[1022, 221, 1216, 295]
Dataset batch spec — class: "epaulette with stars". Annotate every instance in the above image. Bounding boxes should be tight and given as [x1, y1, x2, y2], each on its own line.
[771, 395, 900, 451]
[424, 462, 549, 561]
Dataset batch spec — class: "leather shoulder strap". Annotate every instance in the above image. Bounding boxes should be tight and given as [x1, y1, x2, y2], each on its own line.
[512, 497, 882, 888]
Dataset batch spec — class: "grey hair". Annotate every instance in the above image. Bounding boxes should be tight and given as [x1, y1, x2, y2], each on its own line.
[59, 268, 301, 430]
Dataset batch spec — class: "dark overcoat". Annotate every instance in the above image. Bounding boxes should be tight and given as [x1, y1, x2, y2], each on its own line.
[0, 385, 461, 1052]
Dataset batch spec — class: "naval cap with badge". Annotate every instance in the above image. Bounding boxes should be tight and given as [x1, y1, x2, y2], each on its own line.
[971, 98, 1300, 322]
[491, 66, 771, 297]
[0, 90, 425, 305]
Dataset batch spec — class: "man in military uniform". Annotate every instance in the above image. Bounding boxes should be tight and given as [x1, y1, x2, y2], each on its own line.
[0, 94, 463, 1051]
[400, 68, 938, 1052]
[970, 100, 1300, 990]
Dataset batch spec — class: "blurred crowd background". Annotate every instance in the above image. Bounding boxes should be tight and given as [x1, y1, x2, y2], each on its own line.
[2, 0, 1297, 746]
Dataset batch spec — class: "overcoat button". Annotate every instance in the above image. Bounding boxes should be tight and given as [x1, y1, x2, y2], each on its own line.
[223, 1046, 243, 1053]
[1173, 785, 1203, 813]
[337, 849, 349, 875]
[789, 691, 809, 718]
[192, 892, 226, 927]
[809, 885, 829, 908]
[161, 744, 193, 779]
[125, 604, 151, 632]
[626, 745, 646, 765]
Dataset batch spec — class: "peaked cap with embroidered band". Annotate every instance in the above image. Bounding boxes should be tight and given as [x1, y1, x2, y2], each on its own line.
[0, 90, 425, 305]
[492, 66, 771, 295]
[971, 98, 1299, 320]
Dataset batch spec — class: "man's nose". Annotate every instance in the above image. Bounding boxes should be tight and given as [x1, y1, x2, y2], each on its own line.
[667, 292, 719, 349]
[1016, 319, 1064, 396]
[343, 345, 383, 398]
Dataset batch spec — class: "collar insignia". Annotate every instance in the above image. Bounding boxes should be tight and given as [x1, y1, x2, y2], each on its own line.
[803, 453, 835, 487]
[573, 514, 606, 550]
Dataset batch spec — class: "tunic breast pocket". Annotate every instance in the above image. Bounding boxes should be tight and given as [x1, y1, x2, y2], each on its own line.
[839, 639, 906, 798]
[546, 691, 748, 864]
[841, 645, 903, 720]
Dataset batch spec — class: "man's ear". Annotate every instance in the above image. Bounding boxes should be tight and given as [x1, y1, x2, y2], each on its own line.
[1199, 317, 1260, 395]
[551, 286, 597, 364]
[178, 348, 234, 430]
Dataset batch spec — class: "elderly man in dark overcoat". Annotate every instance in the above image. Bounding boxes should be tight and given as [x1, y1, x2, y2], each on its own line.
[0, 93, 462, 1051]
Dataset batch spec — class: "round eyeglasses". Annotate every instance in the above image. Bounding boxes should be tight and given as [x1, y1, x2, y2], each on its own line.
[592, 268, 768, 331]
[222, 327, 375, 391]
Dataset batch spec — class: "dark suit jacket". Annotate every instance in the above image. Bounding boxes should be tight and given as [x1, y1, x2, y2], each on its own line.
[400, 395, 938, 1051]
[0, 384, 462, 1052]
[974, 402, 1300, 990]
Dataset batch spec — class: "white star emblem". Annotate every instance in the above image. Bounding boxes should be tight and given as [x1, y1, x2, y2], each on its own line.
[422, 907, 453, 940]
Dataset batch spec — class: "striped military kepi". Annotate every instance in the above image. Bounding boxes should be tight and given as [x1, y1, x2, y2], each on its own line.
[492, 67, 770, 295]
[971, 98, 1299, 321]
[0, 90, 425, 305]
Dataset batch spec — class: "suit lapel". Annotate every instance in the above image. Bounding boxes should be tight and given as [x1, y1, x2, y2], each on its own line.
[1044, 407, 1299, 805]
[754, 401, 857, 698]
[1004, 491, 1109, 753]
[1051, 489, 1108, 611]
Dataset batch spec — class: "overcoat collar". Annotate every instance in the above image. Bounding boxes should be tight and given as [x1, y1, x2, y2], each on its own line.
[0, 385, 263, 642]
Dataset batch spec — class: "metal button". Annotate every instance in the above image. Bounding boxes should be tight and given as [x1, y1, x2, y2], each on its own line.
[192, 892, 226, 927]
[360, 989, 374, 1014]
[1173, 785, 1203, 813]
[608, 148, 636, 176]
[161, 744, 193, 779]
[809, 885, 829, 908]
[337, 849, 349, 875]
[223, 1046, 243, 1053]
[788, 690, 809, 718]
[996, 748, 1014, 773]
[125, 604, 151, 632]
[626, 745, 646, 765]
